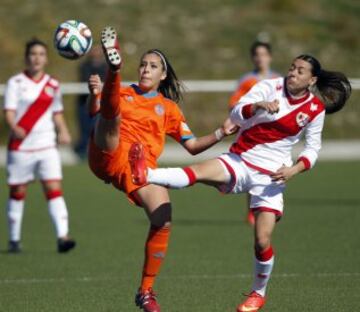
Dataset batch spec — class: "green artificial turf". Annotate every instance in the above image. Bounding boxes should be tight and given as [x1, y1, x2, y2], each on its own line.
[0, 162, 359, 311]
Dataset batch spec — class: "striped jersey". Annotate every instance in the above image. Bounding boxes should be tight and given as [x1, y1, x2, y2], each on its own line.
[230, 77, 325, 173]
[3, 72, 63, 151]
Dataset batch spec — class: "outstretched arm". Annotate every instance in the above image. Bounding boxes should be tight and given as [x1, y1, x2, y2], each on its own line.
[182, 118, 238, 155]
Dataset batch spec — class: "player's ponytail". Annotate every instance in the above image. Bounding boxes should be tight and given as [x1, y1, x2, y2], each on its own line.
[296, 54, 351, 114]
[144, 49, 184, 103]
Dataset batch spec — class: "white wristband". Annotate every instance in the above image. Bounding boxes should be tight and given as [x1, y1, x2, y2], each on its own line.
[214, 128, 225, 141]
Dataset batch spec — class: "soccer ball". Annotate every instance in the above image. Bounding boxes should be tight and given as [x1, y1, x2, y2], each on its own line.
[54, 20, 92, 60]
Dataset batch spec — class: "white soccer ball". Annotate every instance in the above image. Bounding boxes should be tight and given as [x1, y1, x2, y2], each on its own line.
[54, 20, 92, 60]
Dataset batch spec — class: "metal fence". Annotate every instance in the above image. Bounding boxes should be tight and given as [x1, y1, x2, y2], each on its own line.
[0, 79, 359, 95]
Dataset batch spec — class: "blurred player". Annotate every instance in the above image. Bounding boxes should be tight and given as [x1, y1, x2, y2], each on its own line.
[229, 41, 280, 109]
[3, 38, 76, 253]
[87, 27, 236, 312]
[130, 55, 351, 311]
[230, 41, 280, 225]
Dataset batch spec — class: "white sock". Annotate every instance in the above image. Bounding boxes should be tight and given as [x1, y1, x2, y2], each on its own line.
[252, 255, 274, 297]
[147, 168, 192, 189]
[7, 199, 25, 242]
[48, 197, 69, 238]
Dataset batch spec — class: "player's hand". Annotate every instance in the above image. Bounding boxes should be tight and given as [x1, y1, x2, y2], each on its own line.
[254, 100, 279, 114]
[88, 75, 102, 95]
[222, 117, 239, 136]
[270, 165, 298, 183]
[11, 126, 26, 139]
[57, 130, 72, 145]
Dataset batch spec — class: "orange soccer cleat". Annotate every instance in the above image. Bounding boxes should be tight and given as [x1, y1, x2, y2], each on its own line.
[135, 288, 161, 312]
[100, 26, 122, 71]
[237, 291, 266, 312]
[129, 142, 147, 185]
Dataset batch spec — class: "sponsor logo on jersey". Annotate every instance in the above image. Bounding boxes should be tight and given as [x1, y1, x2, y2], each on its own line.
[154, 103, 165, 116]
[296, 112, 310, 128]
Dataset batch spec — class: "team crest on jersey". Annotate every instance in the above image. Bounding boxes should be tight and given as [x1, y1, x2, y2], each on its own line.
[296, 112, 310, 128]
[155, 104, 165, 116]
[127, 95, 134, 102]
[44, 86, 55, 97]
[276, 83, 283, 91]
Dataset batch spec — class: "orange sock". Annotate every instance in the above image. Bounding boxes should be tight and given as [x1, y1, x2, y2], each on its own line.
[140, 226, 171, 292]
[100, 70, 121, 119]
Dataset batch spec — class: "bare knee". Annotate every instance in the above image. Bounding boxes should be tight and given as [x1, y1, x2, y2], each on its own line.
[254, 211, 276, 251]
[255, 232, 272, 251]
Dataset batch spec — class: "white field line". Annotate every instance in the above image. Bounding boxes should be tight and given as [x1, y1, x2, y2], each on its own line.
[0, 272, 359, 285]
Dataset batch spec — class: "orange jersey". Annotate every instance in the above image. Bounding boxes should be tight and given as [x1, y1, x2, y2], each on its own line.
[118, 85, 193, 165]
[88, 84, 193, 200]
[229, 71, 280, 109]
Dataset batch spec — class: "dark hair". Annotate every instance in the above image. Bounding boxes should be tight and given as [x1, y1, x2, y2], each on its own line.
[25, 38, 48, 59]
[250, 41, 272, 57]
[142, 49, 184, 103]
[296, 54, 352, 114]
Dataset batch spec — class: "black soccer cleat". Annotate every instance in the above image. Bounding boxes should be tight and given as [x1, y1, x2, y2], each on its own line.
[57, 238, 76, 253]
[8, 240, 22, 253]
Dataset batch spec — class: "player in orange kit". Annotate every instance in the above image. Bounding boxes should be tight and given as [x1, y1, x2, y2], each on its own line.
[87, 27, 237, 312]
[229, 41, 280, 225]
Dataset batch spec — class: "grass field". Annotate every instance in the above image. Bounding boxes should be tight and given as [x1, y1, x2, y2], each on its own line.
[0, 161, 359, 311]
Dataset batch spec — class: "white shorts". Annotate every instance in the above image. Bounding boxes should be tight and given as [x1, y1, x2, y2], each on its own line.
[217, 153, 285, 217]
[7, 147, 62, 185]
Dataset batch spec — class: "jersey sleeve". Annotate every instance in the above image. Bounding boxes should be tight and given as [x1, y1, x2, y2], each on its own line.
[229, 77, 258, 109]
[166, 104, 195, 143]
[3, 78, 19, 110]
[297, 111, 325, 170]
[52, 86, 64, 113]
[230, 80, 272, 126]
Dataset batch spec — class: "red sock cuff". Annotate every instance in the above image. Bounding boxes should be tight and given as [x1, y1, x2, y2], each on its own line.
[255, 246, 274, 262]
[10, 192, 26, 201]
[46, 190, 63, 200]
[100, 70, 121, 119]
[183, 167, 197, 185]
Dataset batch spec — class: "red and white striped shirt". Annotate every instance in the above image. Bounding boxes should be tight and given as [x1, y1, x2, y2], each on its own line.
[230, 77, 325, 173]
[4, 72, 63, 151]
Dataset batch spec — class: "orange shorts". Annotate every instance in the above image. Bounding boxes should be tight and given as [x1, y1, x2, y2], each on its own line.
[88, 137, 154, 204]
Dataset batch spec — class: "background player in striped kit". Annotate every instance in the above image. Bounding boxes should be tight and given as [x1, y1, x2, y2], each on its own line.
[3, 38, 76, 253]
[229, 40, 280, 225]
[130, 54, 351, 311]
